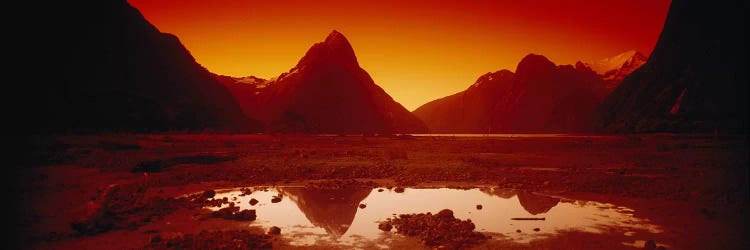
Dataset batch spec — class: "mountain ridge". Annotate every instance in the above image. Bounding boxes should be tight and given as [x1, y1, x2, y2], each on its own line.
[413, 53, 603, 133]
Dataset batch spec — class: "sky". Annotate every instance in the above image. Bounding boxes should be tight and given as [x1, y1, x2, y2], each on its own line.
[129, 0, 670, 111]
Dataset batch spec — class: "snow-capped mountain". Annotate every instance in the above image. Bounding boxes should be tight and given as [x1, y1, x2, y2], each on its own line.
[579, 50, 647, 83]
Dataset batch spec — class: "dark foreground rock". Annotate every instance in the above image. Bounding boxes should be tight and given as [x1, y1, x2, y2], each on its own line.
[145, 230, 271, 249]
[378, 209, 487, 249]
[132, 155, 237, 173]
[267, 226, 281, 235]
[211, 207, 257, 221]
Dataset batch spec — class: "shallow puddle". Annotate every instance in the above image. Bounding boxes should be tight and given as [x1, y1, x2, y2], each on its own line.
[198, 187, 665, 248]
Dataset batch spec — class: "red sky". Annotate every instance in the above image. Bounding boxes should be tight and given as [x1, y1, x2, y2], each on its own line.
[129, 0, 670, 110]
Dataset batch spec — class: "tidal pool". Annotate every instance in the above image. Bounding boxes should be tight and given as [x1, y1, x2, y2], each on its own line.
[198, 186, 665, 248]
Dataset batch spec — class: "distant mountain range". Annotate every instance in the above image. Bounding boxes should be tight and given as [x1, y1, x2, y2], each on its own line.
[30, 0, 744, 134]
[217, 31, 427, 134]
[412, 51, 646, 133]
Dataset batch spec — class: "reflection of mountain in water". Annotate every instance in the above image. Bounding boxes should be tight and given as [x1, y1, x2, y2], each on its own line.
[481, 188, 560, 215]
[279, 187, 372, 238]
[480, 187, 516, 199]
[516, 192, 560, 215]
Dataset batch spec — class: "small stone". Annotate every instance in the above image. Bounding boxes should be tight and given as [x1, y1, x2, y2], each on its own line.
[533, 228, 540, 232]
[249, 198, 259, 206]
[516, 229, 521, 233]
[359, 204, 367, 209]
[271, 196, 282, 203]
[394, 187, 405, 193]
[268, 226, 281, 235]
[202, 190, 216, 198]
[476, 205, 483, 210]
[235, 209, 257, 221]
[378, 189, 384, 192]
[436, 209, 454, 219]
[378, 221, 393, 231]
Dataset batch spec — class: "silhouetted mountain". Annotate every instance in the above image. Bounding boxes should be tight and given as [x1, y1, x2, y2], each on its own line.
[222, 31, 428, 134]
[413, 54, 602, 133]
[14, 0, 258, 133]
[279, 187, 372, 237]
[595, 0, 747, 133]
[576, 51, 647, 98]
[413, 71, 515, 133]
[516, 191, 560, 215]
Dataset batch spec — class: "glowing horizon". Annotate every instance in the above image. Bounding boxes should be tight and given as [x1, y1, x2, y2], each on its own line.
[129, 0, 670, 111]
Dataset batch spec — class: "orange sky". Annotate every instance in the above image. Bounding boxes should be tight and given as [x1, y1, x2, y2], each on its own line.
[129, 0, 670, 111]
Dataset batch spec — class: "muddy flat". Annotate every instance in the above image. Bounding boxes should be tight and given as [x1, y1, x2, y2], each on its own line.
[13, 134, 748, 249]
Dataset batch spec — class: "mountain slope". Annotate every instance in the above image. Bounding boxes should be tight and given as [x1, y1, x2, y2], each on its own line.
[594, 0, 747, 133]
[225, 31, 428, 134]
[580, 50, 647, 82]
[413, 54, 602, 133]
[19, 0, 258, 133]
[577, 51, 647, 97]
[413, 70, 515, 133]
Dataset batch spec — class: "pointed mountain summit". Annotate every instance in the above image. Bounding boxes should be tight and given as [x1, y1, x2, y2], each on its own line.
[225, 31, 428, 134]
[297, 30, 359, 68]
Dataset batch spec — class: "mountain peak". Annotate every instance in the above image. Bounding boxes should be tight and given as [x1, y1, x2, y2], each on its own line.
[297, 30, 358, 68]
[515, 54, 557, 79]
[325, 30, 347, 42]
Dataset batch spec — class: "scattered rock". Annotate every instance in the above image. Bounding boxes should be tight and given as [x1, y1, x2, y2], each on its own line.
[271, 196, 282, 203]
[268, 226, 281, 235]
[249, 198, 259, 206]
[378, 221, 393, 231]
[394, 187, 405, 193]
[476, 205, 482, 210]
[211, 207, 257, 221]
[533, 228, 540, 232]
[379, 209, 486, 249]
[202, 190, 216, 199]
[516, 229, 522, 233]
[359, 204, 367, 209]
[145, 230, 271, 249]
[378, 189, 384, 192]
[239, 188, 253, 196]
